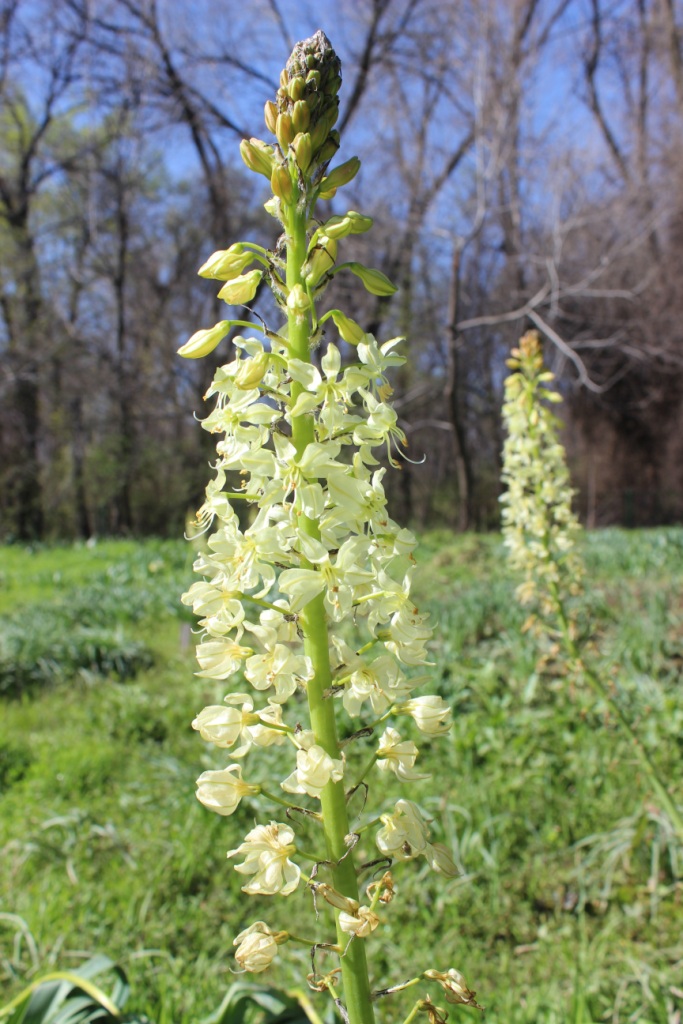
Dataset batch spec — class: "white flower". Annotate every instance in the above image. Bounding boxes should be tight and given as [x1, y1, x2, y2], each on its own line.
[376, 727, 429, 781]
[278, 568, 325, 612]
[192, 700, 255, 748]
[228, 822, 301, 895]
[192, 694, 285, 756]
[375, 799, 431, 860]
[281, 742, 344, 799]
[396, 695, 451, 735]
[195, 639, 253, 679]
[233, 921, 282, 972]
[245, 644, 313, 702]
[338, 905, 380, 938]
[342, 654, 411, 717]
[386, 605, 433, 665]
[195, 764, 259, 815]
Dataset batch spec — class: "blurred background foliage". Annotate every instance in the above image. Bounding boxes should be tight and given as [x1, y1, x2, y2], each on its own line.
[3, 0, 683, 541]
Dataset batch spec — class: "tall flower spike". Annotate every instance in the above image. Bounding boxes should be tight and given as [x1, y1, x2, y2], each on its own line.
[500, 330, 583, 622]
[183, 29, 469, 1024]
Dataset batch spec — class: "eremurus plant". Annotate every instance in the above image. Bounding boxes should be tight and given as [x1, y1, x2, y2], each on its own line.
[179, 30, 480, 1024]
[501, 331, 683, 844]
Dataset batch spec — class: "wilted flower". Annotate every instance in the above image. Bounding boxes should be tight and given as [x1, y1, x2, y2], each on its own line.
[424, 968, 483, 1010]
[234, 921, 286, 972]
[338, 905, 380, 938]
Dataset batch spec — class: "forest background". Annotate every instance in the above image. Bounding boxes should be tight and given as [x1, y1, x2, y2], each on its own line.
[2, 0, 683, 542]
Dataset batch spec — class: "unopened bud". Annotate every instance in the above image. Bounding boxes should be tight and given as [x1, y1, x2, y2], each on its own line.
[292, 132, 313, 172]
[347, 262, 397, 296]
[286, 283, 311, 315]
[309, 119, 329, 152]
[234, 350, 270, 389]
[178, 321, 231, 359]
[276, 113, 295, 151]
[320, 155, 360, 193]
[318, 138, 340, 165]
[279, 68, 289, 89]
[198, 245, 252, 280]
[304, 235, 337, 287]
[291, 99, 311, 133]
[217, 269, 262, 305]
[288, 75, 305, 101]
[271, 164, 294, 204]
[306, 69, 321, 89]
[240, 138, 276, 179]
[323, 210, 373, 240]
[327, 309, 365, 345]
[264, 100, 278, 134]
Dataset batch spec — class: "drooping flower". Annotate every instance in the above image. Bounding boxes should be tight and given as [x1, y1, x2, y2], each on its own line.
[424, 968, 483, 1009]
[395, 695, 452, 735]
[281, 740, 344, 799]
[338, 905, 380, 938]
[375, 799, 431, 860]
[233, 921, 285, 972]
[376, 727, 429, 781]
[192, 693, 259, 748]
[194, 639, 254, 679]
[228, 822, 301, 895]
[195, 763, 259, 815]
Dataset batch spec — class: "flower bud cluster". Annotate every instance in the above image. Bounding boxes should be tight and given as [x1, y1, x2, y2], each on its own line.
[500, 331, 583, 617]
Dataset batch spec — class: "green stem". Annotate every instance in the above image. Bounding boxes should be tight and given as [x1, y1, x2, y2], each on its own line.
[550, 581, 683, 842]
[286, 203, 376, 1024]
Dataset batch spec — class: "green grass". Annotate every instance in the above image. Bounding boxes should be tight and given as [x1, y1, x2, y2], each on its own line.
[0, 531, 681, 1023]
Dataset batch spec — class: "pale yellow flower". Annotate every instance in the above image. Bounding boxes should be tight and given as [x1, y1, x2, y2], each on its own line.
[228, 822, 301, 896]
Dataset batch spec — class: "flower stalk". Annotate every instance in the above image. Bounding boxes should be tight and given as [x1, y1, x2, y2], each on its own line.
[501, 331, 683, 843]
[181, 30, 476, 1024]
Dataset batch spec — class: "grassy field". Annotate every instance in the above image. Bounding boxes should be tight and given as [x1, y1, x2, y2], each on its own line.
[0, 530, 682, 1023]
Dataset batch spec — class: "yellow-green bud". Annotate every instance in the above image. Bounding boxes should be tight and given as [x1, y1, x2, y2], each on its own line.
[286, 283, 311, 315]
[306, 69, 321, 89]
[240, 138, 275, 178]
[304, 235, 337, 286]
[276, 112, 295, 151]
[217, 269, 262, 305]
[264, 100, 278, 134]
[322, 156, 360, 190]
[198, 245, 252, 280]
[279, 68, 289, 89]
[288, 75, 305, 101]
[291, 100, 311, 133]
[318, 138, 339, 165]
[177, 321, 231, 358]
[323, 211, 373, 240]
[327, 309, 365, 345]
[292, 132, 313, 172]
[347, 210, 373, 234]
[234, 349, 270, 389]
[309, 119, 329, 152]
[270, 164, 294, 204]
[347, 262, 397, 296]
